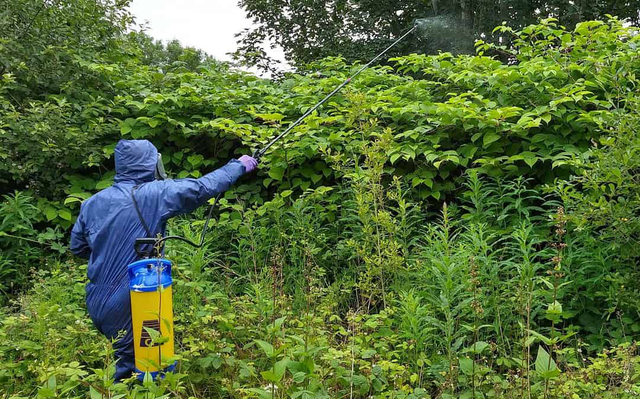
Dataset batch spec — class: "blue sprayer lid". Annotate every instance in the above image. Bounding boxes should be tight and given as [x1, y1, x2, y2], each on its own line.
[128, 258, 172, 292]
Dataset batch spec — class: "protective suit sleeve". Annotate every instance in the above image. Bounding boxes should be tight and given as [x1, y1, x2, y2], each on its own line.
[160, 159, 246, 220]
[70, 208, 91, 259]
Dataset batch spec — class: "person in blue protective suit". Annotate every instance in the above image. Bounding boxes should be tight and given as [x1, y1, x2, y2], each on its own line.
[70, 139, 257, 381]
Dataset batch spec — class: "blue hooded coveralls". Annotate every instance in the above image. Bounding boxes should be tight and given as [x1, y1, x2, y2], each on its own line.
[70, 139, 246, 380]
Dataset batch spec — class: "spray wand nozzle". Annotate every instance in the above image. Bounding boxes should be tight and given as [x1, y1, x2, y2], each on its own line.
[251, 24, 417, 161]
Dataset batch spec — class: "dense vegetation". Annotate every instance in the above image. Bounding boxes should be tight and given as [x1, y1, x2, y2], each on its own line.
[1, 1, 639, 398]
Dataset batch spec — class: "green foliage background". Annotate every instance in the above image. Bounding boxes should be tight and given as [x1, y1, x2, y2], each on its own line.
[3, 16, 637, 226]
[0, 1, 639, 398]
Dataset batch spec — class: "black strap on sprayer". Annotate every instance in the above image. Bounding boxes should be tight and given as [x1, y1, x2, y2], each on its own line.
[131, 186, 153, 237]
[132, 24, 418, 256]
[131, 185, 157, 257]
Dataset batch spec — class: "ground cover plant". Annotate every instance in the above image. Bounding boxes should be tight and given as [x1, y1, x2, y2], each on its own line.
[2, 173, 640, 398]
[1, 1, 640, 398]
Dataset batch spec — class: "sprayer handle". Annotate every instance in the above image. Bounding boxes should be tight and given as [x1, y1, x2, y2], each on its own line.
[252, 148, 263, 161]
[134, 238, 159, 258]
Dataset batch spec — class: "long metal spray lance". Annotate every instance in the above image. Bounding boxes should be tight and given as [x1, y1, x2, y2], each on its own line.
[253, 25, 417, 160]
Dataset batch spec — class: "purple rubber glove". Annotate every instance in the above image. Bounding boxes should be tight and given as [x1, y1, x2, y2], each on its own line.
[238, 155, 258, 173]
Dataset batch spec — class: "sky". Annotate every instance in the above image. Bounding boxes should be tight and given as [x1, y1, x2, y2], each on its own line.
[127, 0, 286, 72]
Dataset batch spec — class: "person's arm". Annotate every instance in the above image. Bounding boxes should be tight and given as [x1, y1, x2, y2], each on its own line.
[159, 159, 249, 220]
[70, 207, 91, 259]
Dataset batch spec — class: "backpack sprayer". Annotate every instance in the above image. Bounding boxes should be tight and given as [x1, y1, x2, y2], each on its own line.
[128, 23, 419, 380]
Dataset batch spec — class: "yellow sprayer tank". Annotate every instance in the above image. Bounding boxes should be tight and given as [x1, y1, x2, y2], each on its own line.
[128, 258, 176, 380]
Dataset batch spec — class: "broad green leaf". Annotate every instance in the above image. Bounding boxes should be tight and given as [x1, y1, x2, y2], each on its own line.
[64, 197, 81, 205]
[268, 166, 285, 181]
[424, 178, 433, 188]
[58, 210, 72, 221]
[483, 133, 500, 147]
[95, 179, 113, 190]
[459, 357, 474, 375]
[293, 371, 306, 383]
[211, 355, 223, 370]
[254, 339, 274, 358]
[523, 154, 538, 168]
[260, 358, 288, 382]
[545, 300, 563, 322]
[120, 118, 136, 135]
[187, 154, 204, 167]
[47, 375, 56, 391]
[44, 207, 57, 221]
[535, 346, 558, 378]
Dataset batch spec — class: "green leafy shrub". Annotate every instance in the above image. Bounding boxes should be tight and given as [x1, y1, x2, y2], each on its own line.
[4, 17, 639, 223]
[0, 192, 66, 297]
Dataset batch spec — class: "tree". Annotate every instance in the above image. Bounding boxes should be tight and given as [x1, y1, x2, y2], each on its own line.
[0, 0, 134, 101]
[127, 32, 214, 73]
[233, 0, 437, 75]
[0, 0, 221, 200]
[234, 0, 640, 74]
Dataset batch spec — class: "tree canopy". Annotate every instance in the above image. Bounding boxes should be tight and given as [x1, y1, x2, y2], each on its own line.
[234, 0, 640, 74]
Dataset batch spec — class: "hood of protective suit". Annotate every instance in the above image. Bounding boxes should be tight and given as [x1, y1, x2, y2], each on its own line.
[114, 139, 158, 184]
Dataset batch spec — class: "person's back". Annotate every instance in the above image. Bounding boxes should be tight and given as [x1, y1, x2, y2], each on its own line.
[70, 139, 256, 380]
